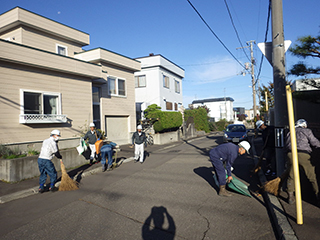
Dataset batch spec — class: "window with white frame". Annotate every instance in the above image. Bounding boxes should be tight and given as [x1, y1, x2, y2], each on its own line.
[56, 44, 68, 56]
[135, 75, 146, 88]
[163, 75, 169, 88]
[175, 80, 180, 93]
[108, 77, 126, 96]
[22, 90, 61, 115]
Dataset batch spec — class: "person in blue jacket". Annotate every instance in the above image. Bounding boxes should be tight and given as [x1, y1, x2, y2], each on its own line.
[100, 142, 118, 172]
[209, 141, 251, 197]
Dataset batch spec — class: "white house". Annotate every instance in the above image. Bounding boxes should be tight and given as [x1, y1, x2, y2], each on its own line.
[192, 97, 234, 122]
[134, 54, 184, 120]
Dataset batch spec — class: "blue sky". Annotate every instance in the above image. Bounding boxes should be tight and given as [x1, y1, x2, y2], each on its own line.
[1, 0, 319, 109]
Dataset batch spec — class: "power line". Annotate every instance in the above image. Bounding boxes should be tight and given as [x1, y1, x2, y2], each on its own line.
[186, 0, 246, 69]
[223, 0, 250, 62]
[255, 0, 271, 85]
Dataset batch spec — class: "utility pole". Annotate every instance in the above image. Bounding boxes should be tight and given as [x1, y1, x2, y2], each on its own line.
[248, 40, 257, 118]
[237, 41, 257, 117]
[224, 88, 227, 119]
[272, 0, 288, 176]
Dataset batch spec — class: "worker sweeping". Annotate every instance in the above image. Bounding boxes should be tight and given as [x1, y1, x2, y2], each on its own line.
[209, 141, 251, 197]
[38, 130, 62, 193]
[286, 119, 320, 205]
[256, 120, 276, 176]
[132, 125, 146, 164]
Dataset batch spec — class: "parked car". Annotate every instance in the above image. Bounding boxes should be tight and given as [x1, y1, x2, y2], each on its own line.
[223, 124, 248, 143]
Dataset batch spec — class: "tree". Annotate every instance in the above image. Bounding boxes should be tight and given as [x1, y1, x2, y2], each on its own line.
[289, 34, 320, 77]
[259, 82, 274, 113]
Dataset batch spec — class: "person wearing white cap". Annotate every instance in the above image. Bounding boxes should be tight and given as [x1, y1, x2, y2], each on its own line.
[84, 123, 101, 164]
[38, 130, 62, 193]
[132, 125, 146, 163]
[209, 141, 250, 197]
[256, 120, 276, 176]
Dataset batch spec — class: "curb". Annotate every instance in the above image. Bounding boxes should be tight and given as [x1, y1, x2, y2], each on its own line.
[250, 137, 297, 240]
[0, 157, 135, 204]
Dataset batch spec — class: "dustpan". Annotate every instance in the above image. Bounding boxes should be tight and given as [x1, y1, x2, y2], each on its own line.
[213, 172, 251, 197]
[227, 176, 251, 197]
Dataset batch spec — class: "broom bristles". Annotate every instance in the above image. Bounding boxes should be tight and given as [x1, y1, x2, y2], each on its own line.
[264, 177, 281, 196]
[59, 160, 79, 191]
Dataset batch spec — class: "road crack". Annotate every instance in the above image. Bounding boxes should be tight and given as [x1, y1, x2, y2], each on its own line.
[197, 203, 210, 240]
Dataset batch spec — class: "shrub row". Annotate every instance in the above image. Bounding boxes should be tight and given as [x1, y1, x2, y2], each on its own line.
[148, 111, 183, 133]
[184, 108, 210, 133]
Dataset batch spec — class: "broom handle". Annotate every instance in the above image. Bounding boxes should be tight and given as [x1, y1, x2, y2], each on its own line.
[252, 134, 269, 172]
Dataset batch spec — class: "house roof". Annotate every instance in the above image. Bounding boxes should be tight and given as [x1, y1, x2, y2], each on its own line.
[0, 7, 90, 46]
[192, 97, 234, 104]
[74, 48, 141, 71]
[135, 54, 184, 71]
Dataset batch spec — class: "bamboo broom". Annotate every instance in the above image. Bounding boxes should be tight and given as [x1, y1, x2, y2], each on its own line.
[263, 167, 290, 196]
[59, 160, 79, 191]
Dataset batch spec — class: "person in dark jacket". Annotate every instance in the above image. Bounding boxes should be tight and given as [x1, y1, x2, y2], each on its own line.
[38, 130, 62, 193]
[209, 141, 251, 197]
[286, 119, 320, 204]
[84, 123, 101, 164]
[256, 120, 276, 176]
[132, 125, 146, 163]
[100, 142, 117, 172]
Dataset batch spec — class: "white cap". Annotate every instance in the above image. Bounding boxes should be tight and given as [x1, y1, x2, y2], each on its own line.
[238, 141, 250, 154]
[256, 120, 264, 129]
[295, 119, 307, 128]
[50, 129, 61, 136]
[137, 125, 142, 130]
[89, 123, 95, 127]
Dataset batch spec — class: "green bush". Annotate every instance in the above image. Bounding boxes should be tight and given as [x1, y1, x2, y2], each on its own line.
[148, 111, 182, 133]
[144, 104, 161, 119]
[184, 108, 210, 133]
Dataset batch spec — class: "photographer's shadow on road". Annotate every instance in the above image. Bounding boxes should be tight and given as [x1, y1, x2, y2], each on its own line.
[194, 166, 219, 194]
[142, 206, 176, 240]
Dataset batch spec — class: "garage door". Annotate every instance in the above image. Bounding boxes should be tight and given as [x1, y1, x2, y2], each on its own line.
[105, 116, 129, 145]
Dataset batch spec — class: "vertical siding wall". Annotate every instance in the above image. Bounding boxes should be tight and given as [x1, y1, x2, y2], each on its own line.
[0, 62, 92, 145]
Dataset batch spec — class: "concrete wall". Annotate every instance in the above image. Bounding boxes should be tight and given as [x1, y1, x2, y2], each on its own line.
[153, 131, 180, 145]
[0, 148, 89, 182]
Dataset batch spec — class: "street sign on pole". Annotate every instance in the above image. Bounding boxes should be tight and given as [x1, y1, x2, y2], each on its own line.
[257, 40, 291, 66]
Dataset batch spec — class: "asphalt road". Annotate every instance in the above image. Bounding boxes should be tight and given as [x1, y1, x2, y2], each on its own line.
[0, 134, 275, 240]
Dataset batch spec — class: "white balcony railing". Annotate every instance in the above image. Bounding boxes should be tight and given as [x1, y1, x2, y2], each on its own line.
[19, 114, 67, 124]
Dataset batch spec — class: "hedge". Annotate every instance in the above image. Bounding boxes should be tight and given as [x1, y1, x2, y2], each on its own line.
[184, 108, 210, 133]
[148, 111, 183, 133]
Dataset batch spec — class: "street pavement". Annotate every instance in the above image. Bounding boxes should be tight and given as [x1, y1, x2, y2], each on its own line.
[0, 133, 277, 239]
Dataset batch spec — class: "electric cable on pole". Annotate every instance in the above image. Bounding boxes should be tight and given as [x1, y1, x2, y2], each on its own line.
[237, 40, 257, 117]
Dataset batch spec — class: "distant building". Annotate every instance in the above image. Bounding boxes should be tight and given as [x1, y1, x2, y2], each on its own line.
[192, 97, 234, 122]
[245, 108, 260, 120]
[134, 54, 184, 121]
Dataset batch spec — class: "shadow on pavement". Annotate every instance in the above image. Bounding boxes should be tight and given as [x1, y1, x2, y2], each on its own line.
[142, 206, 176, 240]
[193, 166, 219, 194]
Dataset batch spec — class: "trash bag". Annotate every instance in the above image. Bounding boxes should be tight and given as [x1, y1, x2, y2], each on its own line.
[82, 147, 91, 160]
[76, 138, 87, 155]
